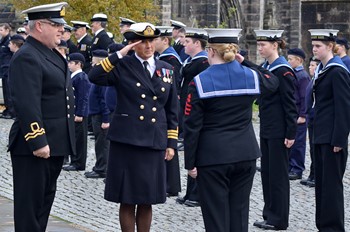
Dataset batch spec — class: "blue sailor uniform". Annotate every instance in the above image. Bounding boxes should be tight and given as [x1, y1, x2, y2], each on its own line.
[311, 56, 350, 232]
[159, 46, 182, 93]
[184, 59, 279, 232]
[289, 65, 310, 175]
[259, 56, 298, 229]
[88, 52, 178, 204]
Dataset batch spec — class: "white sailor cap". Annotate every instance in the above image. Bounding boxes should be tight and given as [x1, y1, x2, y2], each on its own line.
[156, 26, 173, 37]
[22, 2, 68, 25]
[205, 28, 242, 44]
[123, 22, 161, 41]
[185, 28, 208, 41]
[16, 27, 27, 34]
[71, 20, 90, 30]
[119, 17, 136, 26]
[91, 13, 108, 22]
[254, 29, 284, 41]
[170, 19, 186, 29]
[308, 29, 339, 41]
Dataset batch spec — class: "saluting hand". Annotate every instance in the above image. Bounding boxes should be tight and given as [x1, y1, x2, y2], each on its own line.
[235, 53, 244, 63]
[165, 148, 175, 161]
[284, 138, 295, 148]
[119, 40, 142, 57]
[188, 168, 197, 178]
[33, 145, 50, 159]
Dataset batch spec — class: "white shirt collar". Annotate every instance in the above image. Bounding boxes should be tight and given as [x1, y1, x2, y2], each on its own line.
[95, 28, 104, 36]
[71, 69, 83, 78]
[135, 53, 156, 77]
[77, 33, 87, 43]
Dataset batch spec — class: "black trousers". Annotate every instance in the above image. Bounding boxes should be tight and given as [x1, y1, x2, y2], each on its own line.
[71, 118, 88, 169]
[197, 160, 256, 232]
[11, 155, 64, 232]
[91, 114, 109, 173]
[2, 75, 15, 116]
[289, 123, 307, 174]
[166, 149, 181, 194]
[260, 138, 289, 229]
[307, 123, 315, 180]
[315, 144, 347, 232]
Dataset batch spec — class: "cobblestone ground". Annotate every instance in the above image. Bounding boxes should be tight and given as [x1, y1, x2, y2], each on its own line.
[0, 116, 350, 232]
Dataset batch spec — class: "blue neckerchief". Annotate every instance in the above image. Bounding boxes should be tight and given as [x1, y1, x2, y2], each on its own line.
[194, 60, 260, 99]
[183, 50, 208, 67]
[314, 56, 350, 81]
[262, 56, 292, 72]
[159, 46, 183, 64]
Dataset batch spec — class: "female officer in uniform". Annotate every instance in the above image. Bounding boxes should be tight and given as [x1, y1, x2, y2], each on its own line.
[308, 29, 350, 232]
[184, 28, 279, 232]
[252, 30, 298, 230]
[88, 22, 178, 232]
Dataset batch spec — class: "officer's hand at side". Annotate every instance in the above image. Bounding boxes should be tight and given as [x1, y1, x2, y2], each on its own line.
[119, 40, 142, 57]
[101, 123, 110, 129]
[165, 148, 174, 161]
[33, 145, 50, 159]
[75, 116, 83, 122]
[334, 146, 343, 153]
[284, 138, 295, 148]
[188, 168, 197, 178]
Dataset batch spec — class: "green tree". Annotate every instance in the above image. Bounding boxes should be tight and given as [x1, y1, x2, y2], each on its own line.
[7, 0, 160, 42]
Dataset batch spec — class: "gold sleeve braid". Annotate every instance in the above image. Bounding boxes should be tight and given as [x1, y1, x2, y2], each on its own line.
[100, 57, 114, 73]
[167, 128, 178, 140]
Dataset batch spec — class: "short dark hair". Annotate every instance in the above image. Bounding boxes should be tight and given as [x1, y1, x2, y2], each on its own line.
[191, 38, 207, 50]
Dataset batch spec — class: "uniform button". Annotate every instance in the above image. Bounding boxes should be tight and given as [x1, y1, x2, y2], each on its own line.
[139, 116, 144, 121]
[141, 94, 146, 99]
[136, 82, 141, 87]
[66, 88, 68, 91]
[140, 105, 145, 109]
[152, 107, 157, 112]
[151, 118, 156, 123]
[153, 96, 157, 100]
[161, 87, 165, 92]
[67, 114, 70, 118]
[66, 96, 69, 100]
[67, 105, 70, 109]
[72, 87, 75, 91]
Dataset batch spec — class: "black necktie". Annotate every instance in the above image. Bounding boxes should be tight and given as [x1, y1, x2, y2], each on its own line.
[143, 61, 152, 79]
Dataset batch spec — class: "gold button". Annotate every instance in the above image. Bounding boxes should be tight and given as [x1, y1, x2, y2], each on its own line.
[141, 94, 146, 99]
[161, 87, 165, 92]
[67, 105, 70, 109]
[72, 87, 75, 91]
[152, 107, 156, 112]
[151, 118, 156, 123]
[67, 114, 70, 118]
[153, 96, 157, 100]
[136, 83, 141, 87]
[139, 116, 144, 121]
[66, 96, 69, 100]
[140, 105, 145, 109]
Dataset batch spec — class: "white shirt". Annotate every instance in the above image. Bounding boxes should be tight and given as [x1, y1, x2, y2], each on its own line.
[71, 69, 83, 79]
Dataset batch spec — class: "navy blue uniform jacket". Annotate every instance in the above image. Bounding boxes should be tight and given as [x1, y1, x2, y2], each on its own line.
[71, 71, 91, 117]
[88, 53, 178, 150]
[8, 36, 76, 156]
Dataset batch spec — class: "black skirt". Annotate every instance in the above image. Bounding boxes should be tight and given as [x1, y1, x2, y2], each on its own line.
[104, 141, 166, 204]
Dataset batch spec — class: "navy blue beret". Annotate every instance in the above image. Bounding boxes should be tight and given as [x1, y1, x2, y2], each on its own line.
[107, 43, 125, 53]
[92, 49, 108, 58]
[68, 52, 85, 63]
[287, 48, 306, 60]
[336, 38, 349, 50]
[10, 34, 25, 42]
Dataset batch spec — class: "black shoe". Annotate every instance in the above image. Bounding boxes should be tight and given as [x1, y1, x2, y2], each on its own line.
[167, 192, 179, 197]
[253, 220, 267, 228]
[63, 165, 84, 171]
[307, 179, 315, 187]
[289, 172, 302, 180]
[175, 196, 186, 204]
[84, 170, 106, 178]
[184, 199, 200, 207]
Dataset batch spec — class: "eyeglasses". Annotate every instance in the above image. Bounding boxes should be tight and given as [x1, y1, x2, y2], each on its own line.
[39, 21, 64, 28]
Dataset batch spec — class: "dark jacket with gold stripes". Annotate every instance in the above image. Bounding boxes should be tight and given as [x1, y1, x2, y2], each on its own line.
[88, 53, 178, 150]
[8, 36, 76, 156]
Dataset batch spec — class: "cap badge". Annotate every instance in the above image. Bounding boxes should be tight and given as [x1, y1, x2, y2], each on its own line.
[143, 26, 154, 36]
[60, 7, 65, 17]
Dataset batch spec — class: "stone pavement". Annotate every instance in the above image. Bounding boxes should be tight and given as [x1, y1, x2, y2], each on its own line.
[0, 116, 350, 232]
